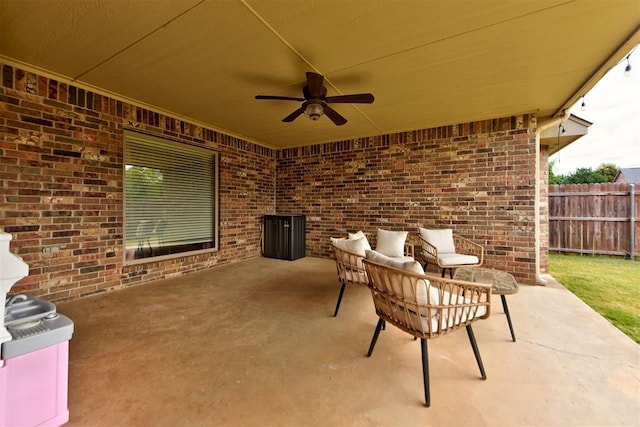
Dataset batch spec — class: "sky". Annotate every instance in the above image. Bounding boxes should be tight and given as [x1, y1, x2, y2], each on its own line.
[549, 46, 640, 175]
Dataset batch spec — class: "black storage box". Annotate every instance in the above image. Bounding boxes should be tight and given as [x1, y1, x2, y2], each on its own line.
[263, 214, 306, 260]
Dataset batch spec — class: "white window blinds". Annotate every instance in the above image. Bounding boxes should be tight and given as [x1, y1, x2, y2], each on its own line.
[124, 131, 217, 260]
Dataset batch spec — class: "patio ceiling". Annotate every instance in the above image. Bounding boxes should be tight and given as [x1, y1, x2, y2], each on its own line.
[1, 0, 639, 149]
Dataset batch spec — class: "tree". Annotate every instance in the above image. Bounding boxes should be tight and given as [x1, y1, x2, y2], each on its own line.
[549, 161, 563, 185]
[548, 162, 619, 185]
[596, 163, 619, 182]
[563, 167, 606, 184]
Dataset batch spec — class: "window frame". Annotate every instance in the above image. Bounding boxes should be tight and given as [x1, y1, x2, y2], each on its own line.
[123, 129, 219, 265]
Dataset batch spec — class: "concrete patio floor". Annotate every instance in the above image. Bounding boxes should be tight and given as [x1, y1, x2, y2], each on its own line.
[57, 256, 640, 427]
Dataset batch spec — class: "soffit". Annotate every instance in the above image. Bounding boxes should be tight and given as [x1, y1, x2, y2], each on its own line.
[541, 114, 593, 155]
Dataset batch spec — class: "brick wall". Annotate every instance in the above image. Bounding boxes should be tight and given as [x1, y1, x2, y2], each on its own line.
[1, 62, 544, 299]
[276, 116, 540, 285]
[0, 64, 275, 301]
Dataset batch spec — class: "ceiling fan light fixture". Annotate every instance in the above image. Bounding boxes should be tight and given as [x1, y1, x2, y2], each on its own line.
[304, 103, 324, 120]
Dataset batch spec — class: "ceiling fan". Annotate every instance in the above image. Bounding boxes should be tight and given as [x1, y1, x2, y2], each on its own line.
[255, 72, 374, 126]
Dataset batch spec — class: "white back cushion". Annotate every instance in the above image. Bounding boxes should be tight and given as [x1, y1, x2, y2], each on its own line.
[331, 236, 368, 256]
[419, 228, 455, 253]
[365, 250, 433, 304]
[365, 249, 412, 270]
[375, 228, 408, 258]
[348, 230, 371, 251]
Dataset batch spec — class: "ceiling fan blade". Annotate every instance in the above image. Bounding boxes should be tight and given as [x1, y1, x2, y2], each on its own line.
[325, 93, 375, 104]
[306, 72, 325, 98]
[255, 95, 305, 102]
[282, 107, 305, 122]
[324, 105, 347, 126]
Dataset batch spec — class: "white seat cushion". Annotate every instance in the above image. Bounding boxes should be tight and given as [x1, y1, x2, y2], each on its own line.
[437, 253, 479, 267]
[409, 296, 488, 332]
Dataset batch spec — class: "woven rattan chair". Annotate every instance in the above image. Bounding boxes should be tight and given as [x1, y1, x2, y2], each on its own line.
[330, 233, 415, 316]
[330, 241, 369, 316]
[363, 258, 491, 407]
[417, 228, 484, 278]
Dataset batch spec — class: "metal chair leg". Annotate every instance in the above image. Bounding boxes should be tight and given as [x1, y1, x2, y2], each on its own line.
[466, 325, 486, 380]
[420, 338, 430, 407]
[367, 318, 385, 357]
[501, 294, 516, 342]
[333, 283, 346, 317]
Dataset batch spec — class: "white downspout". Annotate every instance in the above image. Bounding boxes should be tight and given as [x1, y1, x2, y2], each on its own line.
[534, 110, 570, 285]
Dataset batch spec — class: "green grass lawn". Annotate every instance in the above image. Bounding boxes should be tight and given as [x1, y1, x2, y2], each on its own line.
[548, 253, 640, 344]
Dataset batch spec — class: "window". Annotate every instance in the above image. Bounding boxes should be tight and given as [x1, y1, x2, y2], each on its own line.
[124, 130, 218, 263]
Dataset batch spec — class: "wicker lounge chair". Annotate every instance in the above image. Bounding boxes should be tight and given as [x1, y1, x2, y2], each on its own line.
[330, 240, 370, 316]
[363, 256, 491, 407]
[417, 228, 484, 278]
[330, 230, 414, 316]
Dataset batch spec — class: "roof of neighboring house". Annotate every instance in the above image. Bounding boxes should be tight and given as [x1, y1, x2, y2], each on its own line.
[614, 168, 640, 183]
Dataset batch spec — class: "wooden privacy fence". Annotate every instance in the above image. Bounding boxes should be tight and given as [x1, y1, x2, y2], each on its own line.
[549, 183, 638, 258]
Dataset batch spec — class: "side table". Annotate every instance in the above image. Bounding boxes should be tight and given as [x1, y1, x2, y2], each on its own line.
[453, 267, 519, 342]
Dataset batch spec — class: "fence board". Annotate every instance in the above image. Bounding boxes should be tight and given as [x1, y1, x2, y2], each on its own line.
[549, 183, 639, 257]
